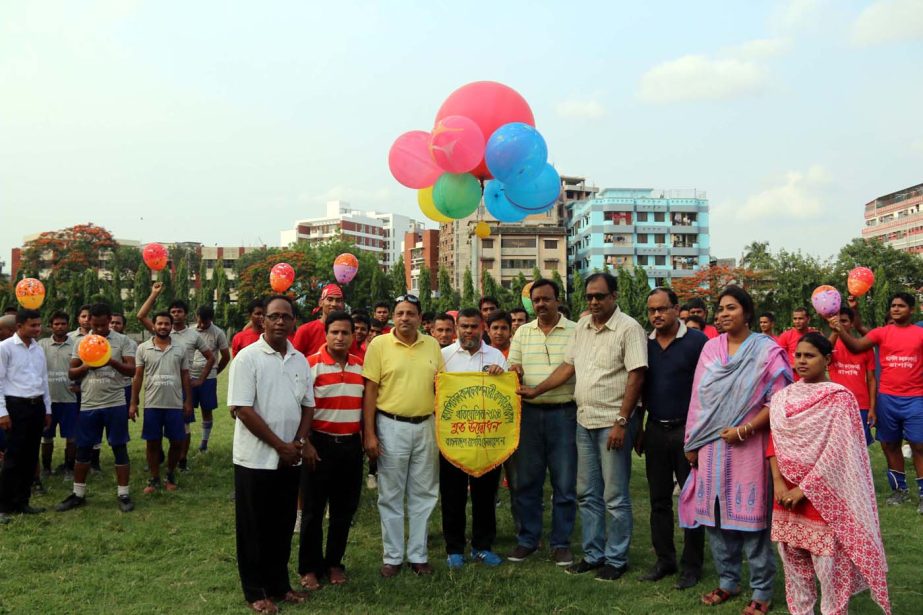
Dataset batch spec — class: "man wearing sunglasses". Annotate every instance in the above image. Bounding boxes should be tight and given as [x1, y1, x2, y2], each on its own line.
[362, 294, 445, 578]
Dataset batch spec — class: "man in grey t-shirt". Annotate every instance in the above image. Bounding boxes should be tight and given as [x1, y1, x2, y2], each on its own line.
[38, 311, 79, 478]
[192, 305, 230, 453]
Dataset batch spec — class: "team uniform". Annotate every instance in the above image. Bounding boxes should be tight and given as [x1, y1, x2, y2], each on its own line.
[864, 324, 923, 444]
[190, 323, 228, 414]
[135, 338, 189, 443]
[39, 336, 78, 441]
[120, 336, 138, 407]
[169, 327, 208, 424]
[828, 337, 876, 445]
[231, 328, 261, 356]
[72, 330, 136, 451]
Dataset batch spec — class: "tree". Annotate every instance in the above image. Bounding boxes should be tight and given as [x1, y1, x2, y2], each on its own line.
[551, 270, 566, 308]
[20, 223, 118, 275]
[482, 271, 501, 303]
[194, 260, 210, 308]
[435, 267, 459, 313]
[834, 238, 923, 326]
[389, 256, 407, 297]
[570, 270, 587, 318]
[418, 264, 433, 314]
[174, 254, 191, 304]
[461, 267, 476, 309]
[531, 267, 542, 282]
[369, 265, 391, 307]
[672, 265, 764, 311]
[740, 241, 775, 271]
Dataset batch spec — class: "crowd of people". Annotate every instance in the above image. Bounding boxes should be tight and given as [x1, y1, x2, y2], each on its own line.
[1, 274, 917, 614]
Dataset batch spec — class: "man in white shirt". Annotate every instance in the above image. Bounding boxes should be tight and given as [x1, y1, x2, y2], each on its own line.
[228, 295, 317, 613]
[439, 308, 509, 568]
[0, 309, 51, 523]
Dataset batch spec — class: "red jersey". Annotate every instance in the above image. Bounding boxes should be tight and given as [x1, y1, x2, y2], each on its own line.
[703, 324, 719, 340]
[231, 328, 262, 356]
[866, 324, 923, 397]
[293, 319, 326, 358]
[828, 337, 875, 409]
[349, 340, 366, 361]
[777, 328, 818, 366]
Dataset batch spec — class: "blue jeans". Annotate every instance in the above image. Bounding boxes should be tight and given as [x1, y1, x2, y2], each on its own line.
[576, 420, 635, 567]
[707, 501, 775, 602]
[512, 401, 577, 550]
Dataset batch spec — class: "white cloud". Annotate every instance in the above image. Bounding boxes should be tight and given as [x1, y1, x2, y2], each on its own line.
[852, 0, 923, 45]
[735, 166, 831, 221]
[638, 54, 768, 104]
[732, 37, 791, 59]
[771, 0, 828, 31]
[554, 99, 605, 119]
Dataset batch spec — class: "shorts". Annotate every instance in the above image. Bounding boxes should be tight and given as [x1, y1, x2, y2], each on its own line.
[43, 402, 79, 439]
[875, 393, 923, 443]
[142, 408, 186, 442]
[191, 378, 218, 412]
[77, 405, 131, 449]
[859, 409, 874, 446]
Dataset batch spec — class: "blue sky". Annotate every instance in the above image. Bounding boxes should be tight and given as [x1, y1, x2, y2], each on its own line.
[2, 0, 921, 270]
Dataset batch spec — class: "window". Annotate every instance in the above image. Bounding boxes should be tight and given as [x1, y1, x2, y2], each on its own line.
[481, 239, 494, 249]
[654, 234, 665, 245]
[606, 212, 632, 225]
[223, 259, 234, 268]
[636, 233, 648, 244]
[501, 259, 536, 269]
[637, 255, 648, 265]
[654, 212, 665, 222]
[544, 240, 558, 249]
[501, 237, 537, 249]
[543, 259, 558, 269]
[636, 212, 649, 222]
[654, 255, 666, 266]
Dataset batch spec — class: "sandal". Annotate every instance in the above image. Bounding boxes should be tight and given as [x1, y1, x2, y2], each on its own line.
[247, 599, 278, 614]
[280, 590, 309, 604]
[742, 600, 771, 614]
[701, 587, 741, 606]
[299, 572, 321, 590]
[328, 567, 347, 585]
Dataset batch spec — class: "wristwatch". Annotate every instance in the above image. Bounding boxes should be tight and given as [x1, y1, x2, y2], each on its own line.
[614, 416, 628, 427]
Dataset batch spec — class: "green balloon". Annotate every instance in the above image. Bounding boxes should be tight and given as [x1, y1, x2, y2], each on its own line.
[433, 173, 481, 219]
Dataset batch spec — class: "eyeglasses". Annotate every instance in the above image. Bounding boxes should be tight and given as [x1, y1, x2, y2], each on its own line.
[647, 306, 675, 315]
[265, 313, 295, 323]
[585, 292, 612, 302]
[394, 294, 421, 306]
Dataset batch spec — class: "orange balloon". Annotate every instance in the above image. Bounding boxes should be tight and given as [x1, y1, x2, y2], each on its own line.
[270, 263, 295, 292]
[142, 243, 169, 272]
[78, 334, 112, 368]
[847, 267, 875, 297]
[15, 278, 45, 309]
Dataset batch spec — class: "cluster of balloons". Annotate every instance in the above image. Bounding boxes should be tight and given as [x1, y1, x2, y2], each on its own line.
[333, 253, 358, 285]
[142, 243, 168, 272]
[389, 82, 561, 228]
[78, 334, 111, 367]
[15, 278, 45, 309]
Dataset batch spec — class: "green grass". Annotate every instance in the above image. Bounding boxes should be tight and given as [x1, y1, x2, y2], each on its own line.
[1, 370, 920, 614]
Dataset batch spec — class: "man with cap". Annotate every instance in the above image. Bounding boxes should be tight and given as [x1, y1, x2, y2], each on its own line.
[294, 285, 345, 358]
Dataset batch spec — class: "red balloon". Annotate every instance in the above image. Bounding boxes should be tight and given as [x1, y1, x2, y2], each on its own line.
[270, 262, 295, 292]
[142, 243, 168, 272]
[847, 267, 875, 297]
[429, 115, 485, 174]
[388, 130, 443, 189]
[435, 81, 535, 180]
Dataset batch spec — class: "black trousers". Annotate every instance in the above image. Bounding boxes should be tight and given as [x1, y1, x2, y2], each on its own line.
[234, 464, 300, 603]
[298, 433, 363, 576]
[0, 398, 45, 513]
[644, 420, 704, 574]
[439, 454, 501, 554]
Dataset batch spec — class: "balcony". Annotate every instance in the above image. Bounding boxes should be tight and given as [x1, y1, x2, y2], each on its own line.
[636, 246, 669, 256]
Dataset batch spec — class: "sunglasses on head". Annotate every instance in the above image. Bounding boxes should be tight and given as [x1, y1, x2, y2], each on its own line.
[394, 294, 421, 306]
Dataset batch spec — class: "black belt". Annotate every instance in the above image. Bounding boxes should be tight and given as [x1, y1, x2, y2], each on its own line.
[312, 431, 361, 444]
[377, 409, 431, 424]
[523, 401, 575, 410]
[5, 395, 44, 405]
[649, 418, 686, 430]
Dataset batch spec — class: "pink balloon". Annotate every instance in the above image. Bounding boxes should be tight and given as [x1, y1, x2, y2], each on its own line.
[388, 130, 443, 189]
[429, 115, 485, 174]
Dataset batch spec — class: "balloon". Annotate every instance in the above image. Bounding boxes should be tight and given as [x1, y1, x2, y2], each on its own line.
[435, 81, 535, 180]
[432, 173, 481, 219]
[429, 115, 485, 174]
[475, 221, 491, 239]
[78, 334, 112, 368]
[483, 180, 529, 222]
[15, 278, 45, 309]
[521, 282, 535, 316]
[142, 243, 168, 272]
[417, 186, 453, 223]
[847, 267, 875, 297]
[333, 253, 359, 284]
[485, 122, 548, 184]
[270, 263, 295, 293]
[446, 310, 459, 323]
[811, 285, 841, 317]
[388, 130, 443, 189]
[505, 164, 561, 212]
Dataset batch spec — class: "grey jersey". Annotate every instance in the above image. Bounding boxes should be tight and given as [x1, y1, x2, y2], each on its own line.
[191, 323, 228, 380]
[71, 330, 135, 410]
[39, 336, 77, 404]
[135, 338, 189, 409]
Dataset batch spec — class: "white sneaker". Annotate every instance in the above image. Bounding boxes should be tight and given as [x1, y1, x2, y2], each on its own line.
[293, 510, 302, 534]
[367, 474, 378, 490]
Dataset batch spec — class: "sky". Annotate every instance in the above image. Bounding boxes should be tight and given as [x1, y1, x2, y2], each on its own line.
[2, 0, 922, 271]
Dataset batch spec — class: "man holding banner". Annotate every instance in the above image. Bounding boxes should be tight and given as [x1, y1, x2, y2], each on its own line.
[437, 308, 511, 569]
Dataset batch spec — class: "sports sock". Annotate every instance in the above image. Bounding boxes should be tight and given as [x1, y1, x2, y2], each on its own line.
[887, 469, 907, 491]
[73, 483, 87, 498]
[201, 420, 213, 443]
[117, 485, 130, 497]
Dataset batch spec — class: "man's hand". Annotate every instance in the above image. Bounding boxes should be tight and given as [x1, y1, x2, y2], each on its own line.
[517, 385, 538, 399]
[276, 441, 301, 466]
[633, 428, 645, 457]
[509, 364, 524, 379]
[190, 378, 204, 388]
[485, 364, 504, 376]
[184, 401, 194, 418]
[827, 316, 842, 332]
[364, 432, 381, 462]
[867, 409, 877, 428]
[1, 415, 13, 431]
[685, 450, 698, 467]
[151, 282, 163, 295]
[847, 295, 859, 311]
[300, 440, 321, 472]
[607, 423, 626, 450]
[128, 404, 138, 422]
[44, 414, 52, 430]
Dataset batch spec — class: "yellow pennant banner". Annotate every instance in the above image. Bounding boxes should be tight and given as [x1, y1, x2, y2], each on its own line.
[435, 371, 521, 478]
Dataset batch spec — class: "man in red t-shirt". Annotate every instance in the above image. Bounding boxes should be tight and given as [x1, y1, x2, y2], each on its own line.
[372, 302, 393, 335]
[830, 291, 923, 510]
[293, 284, 344, 358]
[349, 312, 370, 361]
[828, 307, 876, 445]
[232, 300, 265, 357]
[686, 298, 718, 339]
[776, 307, 817, 367]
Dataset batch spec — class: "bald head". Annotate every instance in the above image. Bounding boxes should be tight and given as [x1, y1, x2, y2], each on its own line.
[0, 314, 15, 341]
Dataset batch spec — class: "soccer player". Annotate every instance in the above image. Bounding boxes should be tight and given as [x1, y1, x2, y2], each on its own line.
[110, 313, 137, 407]
[777, 307, 817, 368]
[232, 299, 264, 356]
[432, 313, 456, 349]
[487, 310, 512, 358]
[294, 285, 345, 357]
[132, 311, 193, 493]
[68, 305, 91, 341]
[828, 306, 877, 446]
[191, 305, 230, 453]
[39, 311, 78, 479]
[58, 303, 137, 513]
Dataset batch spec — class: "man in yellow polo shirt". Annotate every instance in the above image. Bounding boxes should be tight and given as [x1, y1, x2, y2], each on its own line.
[362, 294, 444, 578]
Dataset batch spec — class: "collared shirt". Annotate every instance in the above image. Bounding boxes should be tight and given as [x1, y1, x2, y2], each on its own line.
[362, 331, 444, 417]
[135, 338, 190, 409]
[228, 335, 315, 470]
[191, 323, 228, 380]
[72, 330, 135, 410]
[509, 314, 576, 404]
[293, 319, 326, 358]
[308, 345, 364, 435]
[0, 333, 52, 417]
[644, 321, 707, 421]
[39, 336, 77, 404]
[564, 308, 648, 429]
[442, 340, 509, 373]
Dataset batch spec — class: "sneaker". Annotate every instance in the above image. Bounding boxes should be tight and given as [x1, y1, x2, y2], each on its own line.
[471, 549, 502, 567]
[117, 495, 135, 512]
[595, 564, 628, 582]
[56, 493, 86, 512]
[565, 560, 603, 575]
[32, 480, 47, 496]
[198, 441, 208, 452]
[886, 489, 910, 506]
[366, 474, 377, 490]
[143, 478, 160, 495]
[507, 545, 537, 562]
[447, 554, 465, 569]
[552, 547, 574, 567]
[178, 459, 188, 472]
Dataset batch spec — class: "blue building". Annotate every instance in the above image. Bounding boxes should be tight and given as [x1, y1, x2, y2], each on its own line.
[567, 188, 710, 288]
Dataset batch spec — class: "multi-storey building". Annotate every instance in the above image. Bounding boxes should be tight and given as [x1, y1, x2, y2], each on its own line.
[861, 182, 923, 255]
[403, 230, 439, 295]
[568, 187, 710, 288]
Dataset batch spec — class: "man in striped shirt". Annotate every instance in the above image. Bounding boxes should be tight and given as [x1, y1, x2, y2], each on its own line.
[298, 311, 365, 589]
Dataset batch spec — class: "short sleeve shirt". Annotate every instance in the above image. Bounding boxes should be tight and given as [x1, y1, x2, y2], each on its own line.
[828, 337, 875, 408]
[170, 327, 207, 372]
[39, 336, 77, 404]
[866, 324, 923, 397]
[135, 339, 190, 409]
[191, 323, 228, 380]
[232, 328, 262, 356]
[362, 332, 444, 417]
[72, 330, 135, 410]
[119, 336, 138, 389]
[508, 314, 577, 404]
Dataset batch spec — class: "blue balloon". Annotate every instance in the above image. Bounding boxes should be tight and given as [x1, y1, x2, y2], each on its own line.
[505, 164, 561, 212]
[484, 122, 548, 184]
[484, 180, 529, 222]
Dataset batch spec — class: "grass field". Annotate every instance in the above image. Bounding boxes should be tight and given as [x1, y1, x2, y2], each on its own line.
[1, 369, 920, 614]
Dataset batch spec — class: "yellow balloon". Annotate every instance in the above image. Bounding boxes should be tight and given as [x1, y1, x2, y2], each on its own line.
[417, 186, 453, 223]
[475, 221, 491, 239]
